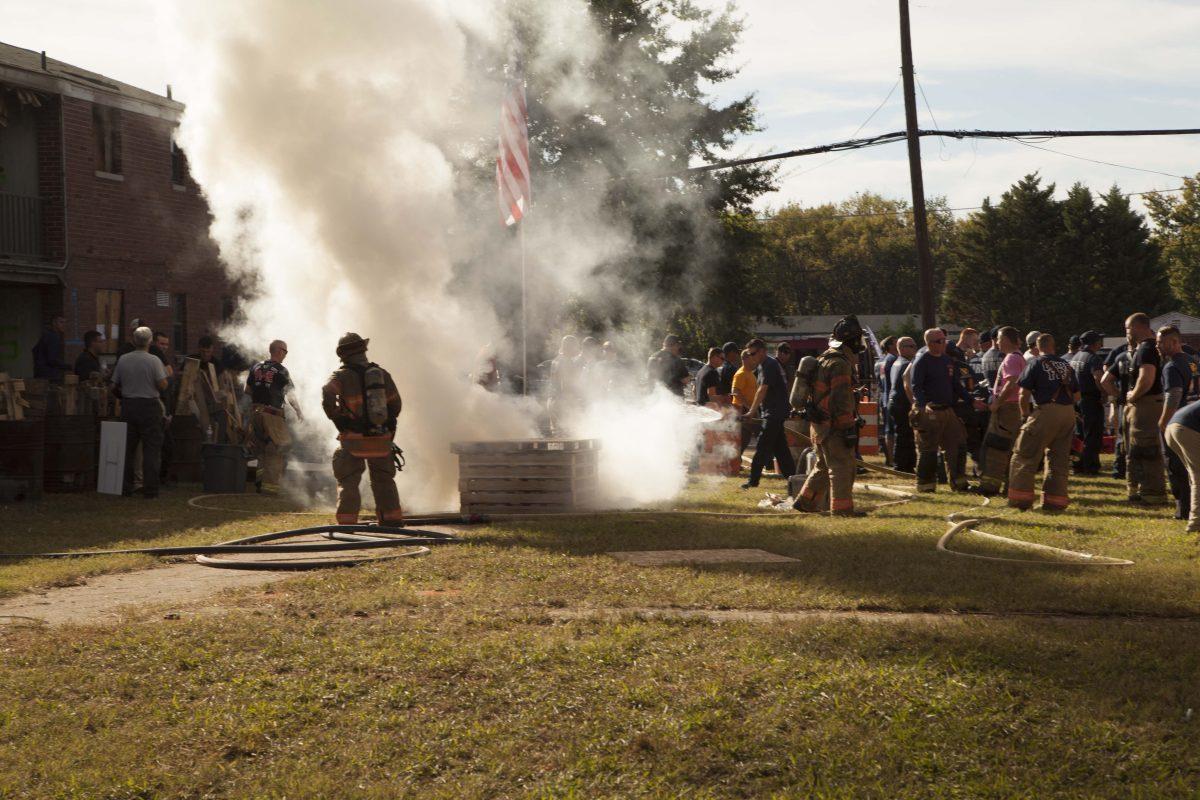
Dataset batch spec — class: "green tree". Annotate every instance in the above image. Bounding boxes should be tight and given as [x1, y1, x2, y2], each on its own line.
[944, 174, 1066, 335]
[1094, 186, 1171, 327]
[1146, 176, 1200, 315]
[756, 192, 957, 317]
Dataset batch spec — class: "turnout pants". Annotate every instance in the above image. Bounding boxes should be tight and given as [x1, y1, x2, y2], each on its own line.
[794, 424, 857, 514]
[121, 397, 164, 496]
[1164, 423, 1200, 532]
[1126, 395, 1168, 504]
[888, 399, 916, 472]
[911, 406, 967, 492]
[978, 403, 1022, 495]
[748, 416, 796, 485]
[333, 447, 403, 524]
[1112, 403, 1127, 479]
[1007, 403, 1075, 510]
[246, 408, 292, 489]
[1077, 395, 1104, 473]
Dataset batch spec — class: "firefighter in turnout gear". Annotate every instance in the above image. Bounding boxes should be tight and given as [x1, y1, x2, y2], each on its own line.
[794, 315, 865, 516]
[321, 333, 405, 525]
[244, 340, 304, 493]
[1123, 313, 1169, 504]
[1007, 334, 1081, 511]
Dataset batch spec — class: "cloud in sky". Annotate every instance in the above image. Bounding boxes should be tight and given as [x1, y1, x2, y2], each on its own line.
[2, 0, 1196, 213]
[713, 0, 1200, 211]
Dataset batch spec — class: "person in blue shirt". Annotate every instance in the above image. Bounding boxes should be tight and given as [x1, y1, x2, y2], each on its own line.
[32, 315, 70, 382]
[1070, 331, 1107, 475]
[1157, 326, 1194, 522]
[741, 338, 795, 489]
[1007, 333, 1080, 511]
[909, 328, 984, 492]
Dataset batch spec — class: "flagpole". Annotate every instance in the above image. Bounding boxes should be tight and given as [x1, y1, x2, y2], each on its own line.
[520, 219, 528, 396]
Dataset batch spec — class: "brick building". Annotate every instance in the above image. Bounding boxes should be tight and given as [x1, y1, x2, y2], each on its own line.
[0, 41, 230, 377]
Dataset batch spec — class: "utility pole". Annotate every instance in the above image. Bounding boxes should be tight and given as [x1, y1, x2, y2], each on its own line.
[898, 0, 936, 330]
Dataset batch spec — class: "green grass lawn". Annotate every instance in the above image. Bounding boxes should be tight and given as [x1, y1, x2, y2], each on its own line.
[1, 462, 1198, 798]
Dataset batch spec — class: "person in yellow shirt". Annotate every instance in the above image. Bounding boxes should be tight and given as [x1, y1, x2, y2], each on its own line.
[731, 349, 758, 454]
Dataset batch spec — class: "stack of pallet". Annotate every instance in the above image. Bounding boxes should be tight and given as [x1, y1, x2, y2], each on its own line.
[452, 439, 600, 515]
[0, 374, 30, 420]
[168, 358, 245, 483]
[0, 374, 44, 502]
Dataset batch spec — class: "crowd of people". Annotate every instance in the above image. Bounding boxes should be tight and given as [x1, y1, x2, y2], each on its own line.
[874, 312, 1200, 533]
[29, 316, 300, 500]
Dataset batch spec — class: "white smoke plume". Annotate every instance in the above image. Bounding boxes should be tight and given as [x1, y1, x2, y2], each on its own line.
[167, 0, 729, 511]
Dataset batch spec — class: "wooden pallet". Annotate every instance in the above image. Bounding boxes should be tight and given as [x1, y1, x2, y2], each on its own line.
[0, 373, 29, 420]
[454, 439, 600, 514]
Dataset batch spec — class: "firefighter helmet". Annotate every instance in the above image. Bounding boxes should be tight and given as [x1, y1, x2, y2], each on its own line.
[336, 332, 369, 358]
[830, 315, 865, 353]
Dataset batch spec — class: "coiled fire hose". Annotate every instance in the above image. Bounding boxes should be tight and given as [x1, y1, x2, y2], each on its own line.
[0, 518, 466, 571]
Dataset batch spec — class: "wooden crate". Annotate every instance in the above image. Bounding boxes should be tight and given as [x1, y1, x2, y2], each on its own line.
[451, 439, 600, 514]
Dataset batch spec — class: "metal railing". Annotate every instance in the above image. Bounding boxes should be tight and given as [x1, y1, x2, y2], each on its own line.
[0, 192, 43, 259]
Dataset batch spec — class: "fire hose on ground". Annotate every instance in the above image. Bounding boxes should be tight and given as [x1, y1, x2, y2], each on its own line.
[0, 518, 467, 571]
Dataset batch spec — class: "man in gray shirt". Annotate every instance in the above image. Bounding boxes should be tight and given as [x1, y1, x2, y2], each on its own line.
[112, 326, 168, 498]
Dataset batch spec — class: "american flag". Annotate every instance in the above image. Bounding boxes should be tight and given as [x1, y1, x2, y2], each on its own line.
[496, 72, 530, 227]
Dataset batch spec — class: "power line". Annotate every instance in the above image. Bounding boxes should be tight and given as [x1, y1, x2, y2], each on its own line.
[1004, 137, 1189, 180]
[752, 185, 1187, 222]
[782, 79, 901, 181]
[687, 127, 1200, 174]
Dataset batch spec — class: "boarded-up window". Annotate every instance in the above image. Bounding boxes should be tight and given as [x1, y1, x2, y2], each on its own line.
[95, 289, 122, 355]
[93, 105, 122, 174]
[170, 139, 187, 184]
[172, 293, 187, 353]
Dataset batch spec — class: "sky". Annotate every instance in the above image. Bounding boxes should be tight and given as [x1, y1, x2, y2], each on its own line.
[1, 0, 1197, 215]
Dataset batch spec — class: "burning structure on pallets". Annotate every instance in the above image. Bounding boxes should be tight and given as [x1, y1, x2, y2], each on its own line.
[451, 439, 599, 515]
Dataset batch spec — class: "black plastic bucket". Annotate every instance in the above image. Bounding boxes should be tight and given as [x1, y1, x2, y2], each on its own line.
[201, 443, 250, 493]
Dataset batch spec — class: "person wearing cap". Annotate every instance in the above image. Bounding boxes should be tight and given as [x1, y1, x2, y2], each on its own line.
[776, 341, 796, 388]
[1007, 333, 1080, 511]
[647, 334, 689, 397]
[1069, 331, 1106, 475]
[1100, 335, 1135, 480]
[1066, 335, 1081, 358]
[244, 339, 303, 493]
[322, 333, 404, 525]
[1023, 330, 1041, 363]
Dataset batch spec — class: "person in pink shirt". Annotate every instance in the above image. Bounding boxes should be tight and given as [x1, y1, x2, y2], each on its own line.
[978, 326, 1027, 495]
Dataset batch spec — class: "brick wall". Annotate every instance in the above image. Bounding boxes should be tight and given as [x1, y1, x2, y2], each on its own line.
[51, 95, 230, 359]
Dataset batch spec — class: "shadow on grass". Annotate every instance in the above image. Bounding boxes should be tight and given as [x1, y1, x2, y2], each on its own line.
[468, 509, 1200, 617]
[0, 484, 264, 556]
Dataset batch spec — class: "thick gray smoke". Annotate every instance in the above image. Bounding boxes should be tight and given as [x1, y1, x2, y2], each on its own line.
[169, 0, 720, 510]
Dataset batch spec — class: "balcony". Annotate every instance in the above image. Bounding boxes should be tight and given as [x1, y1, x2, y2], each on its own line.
[0, 192, 43, 259]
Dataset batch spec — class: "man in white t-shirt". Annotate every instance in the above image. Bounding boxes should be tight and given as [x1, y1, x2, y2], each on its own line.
[978, 326, 1027, 495]
[111, 326, 168, 498]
